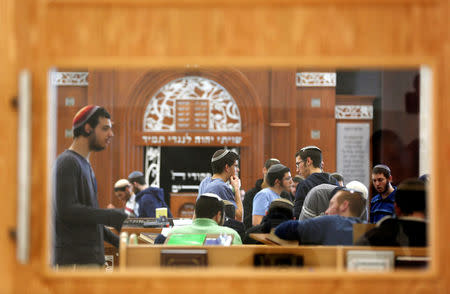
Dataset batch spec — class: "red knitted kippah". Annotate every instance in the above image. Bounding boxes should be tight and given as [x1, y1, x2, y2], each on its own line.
[72, 105, 99, 129]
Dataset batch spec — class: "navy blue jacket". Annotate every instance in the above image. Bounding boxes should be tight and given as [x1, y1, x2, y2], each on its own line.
[275, 215, 362, 245]
[136, 186, 173, 218]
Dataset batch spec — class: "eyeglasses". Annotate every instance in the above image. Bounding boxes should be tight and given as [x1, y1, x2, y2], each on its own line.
[295, 160, 303, 167]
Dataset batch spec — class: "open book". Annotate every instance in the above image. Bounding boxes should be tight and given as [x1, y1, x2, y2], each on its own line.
[138, 232, 160, 244]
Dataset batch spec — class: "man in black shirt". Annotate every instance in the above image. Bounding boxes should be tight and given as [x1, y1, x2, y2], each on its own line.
[293, 146, 337, 218]
[53, 105, 127, 267]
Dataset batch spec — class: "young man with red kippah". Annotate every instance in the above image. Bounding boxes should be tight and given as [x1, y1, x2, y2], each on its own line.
[52, 105, 127, 268]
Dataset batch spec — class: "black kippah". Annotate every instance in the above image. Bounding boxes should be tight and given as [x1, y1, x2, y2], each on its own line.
[267, 163, 288, 174]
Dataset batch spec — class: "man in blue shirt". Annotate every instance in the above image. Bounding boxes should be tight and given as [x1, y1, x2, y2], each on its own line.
[275, 189, 366, 245]
[357, 178, 426, 246]
[370, 164, 397, 223]
[252, 164, 293, 226]
[198, 149, 243, 221]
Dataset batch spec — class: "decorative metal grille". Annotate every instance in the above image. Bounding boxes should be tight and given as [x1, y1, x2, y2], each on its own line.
[51, 72, 89, 86]
[143, 76, 241, 132]
[296, 72, 336, 87]
[335, 105, 373, 120]
[144, 146, 161, 187]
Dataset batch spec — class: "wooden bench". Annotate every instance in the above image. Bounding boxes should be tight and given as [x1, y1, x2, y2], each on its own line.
[118, 232, 428, 271]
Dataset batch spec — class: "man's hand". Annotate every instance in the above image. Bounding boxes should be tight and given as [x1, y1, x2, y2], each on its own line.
[107, 203, 116, 209]
[230, 175, 243, 221]
[230, 175, 241, 191]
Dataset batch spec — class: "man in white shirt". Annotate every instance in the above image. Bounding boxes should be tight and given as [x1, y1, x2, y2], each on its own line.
[112, 179, 138, 217]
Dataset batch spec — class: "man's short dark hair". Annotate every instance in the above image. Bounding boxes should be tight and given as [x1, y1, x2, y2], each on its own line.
[260, 198, 294, 230]
[267, 198, 294, 218]
[264, 158, 280, 170]
[330, 172, 344, 183]
[372, 164, 391, 178]
[211, 149, 239, 174]
[395, 178, 426, 215]
[223, 200, 236, 219]
[266, 164, 290, 187]
[336, 189, 366, 217]
[128, 171, 146, 185]
[295, 146, 322, 168]
[292, 175, 304, 184]
[73, 107, 111, 138]
[195, 194, 225, 219]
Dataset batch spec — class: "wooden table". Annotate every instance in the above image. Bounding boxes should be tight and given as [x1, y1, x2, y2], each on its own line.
[249, 233, 299, 246]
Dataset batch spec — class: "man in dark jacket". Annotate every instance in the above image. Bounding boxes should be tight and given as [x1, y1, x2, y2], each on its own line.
[223, 200, 245, 241]
[242, 158, 280, 230]
[243, 198, 294, 244]
[293, 146, 338, 218]
[128, 171, 173, 218]
[53, 105, 127, 267]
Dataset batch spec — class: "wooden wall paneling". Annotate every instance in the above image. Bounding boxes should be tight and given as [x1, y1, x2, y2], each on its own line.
[119, 70, 155, 183]
[237, 69, 271, 189]
[269, 70, 297, 169]
[111, 70, 148, 207]
[296, 87, 337, 172]
[56, 86, 88, 157]
[87, 71, 116, 208]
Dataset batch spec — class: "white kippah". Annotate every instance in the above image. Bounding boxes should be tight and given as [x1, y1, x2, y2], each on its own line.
[199, 193, 222, 201]
[114, 179, 130, 189]
[300, 145, 321, 152]
[211, 149, 230, 162]
[346, 180, 368, 199]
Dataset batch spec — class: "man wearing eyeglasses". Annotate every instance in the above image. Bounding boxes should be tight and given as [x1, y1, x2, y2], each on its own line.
[293, 146, 338, 218]
[275, 189, 366, 245]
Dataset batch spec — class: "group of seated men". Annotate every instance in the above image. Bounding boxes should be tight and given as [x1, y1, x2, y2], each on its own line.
[115, 147, 427, 247]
